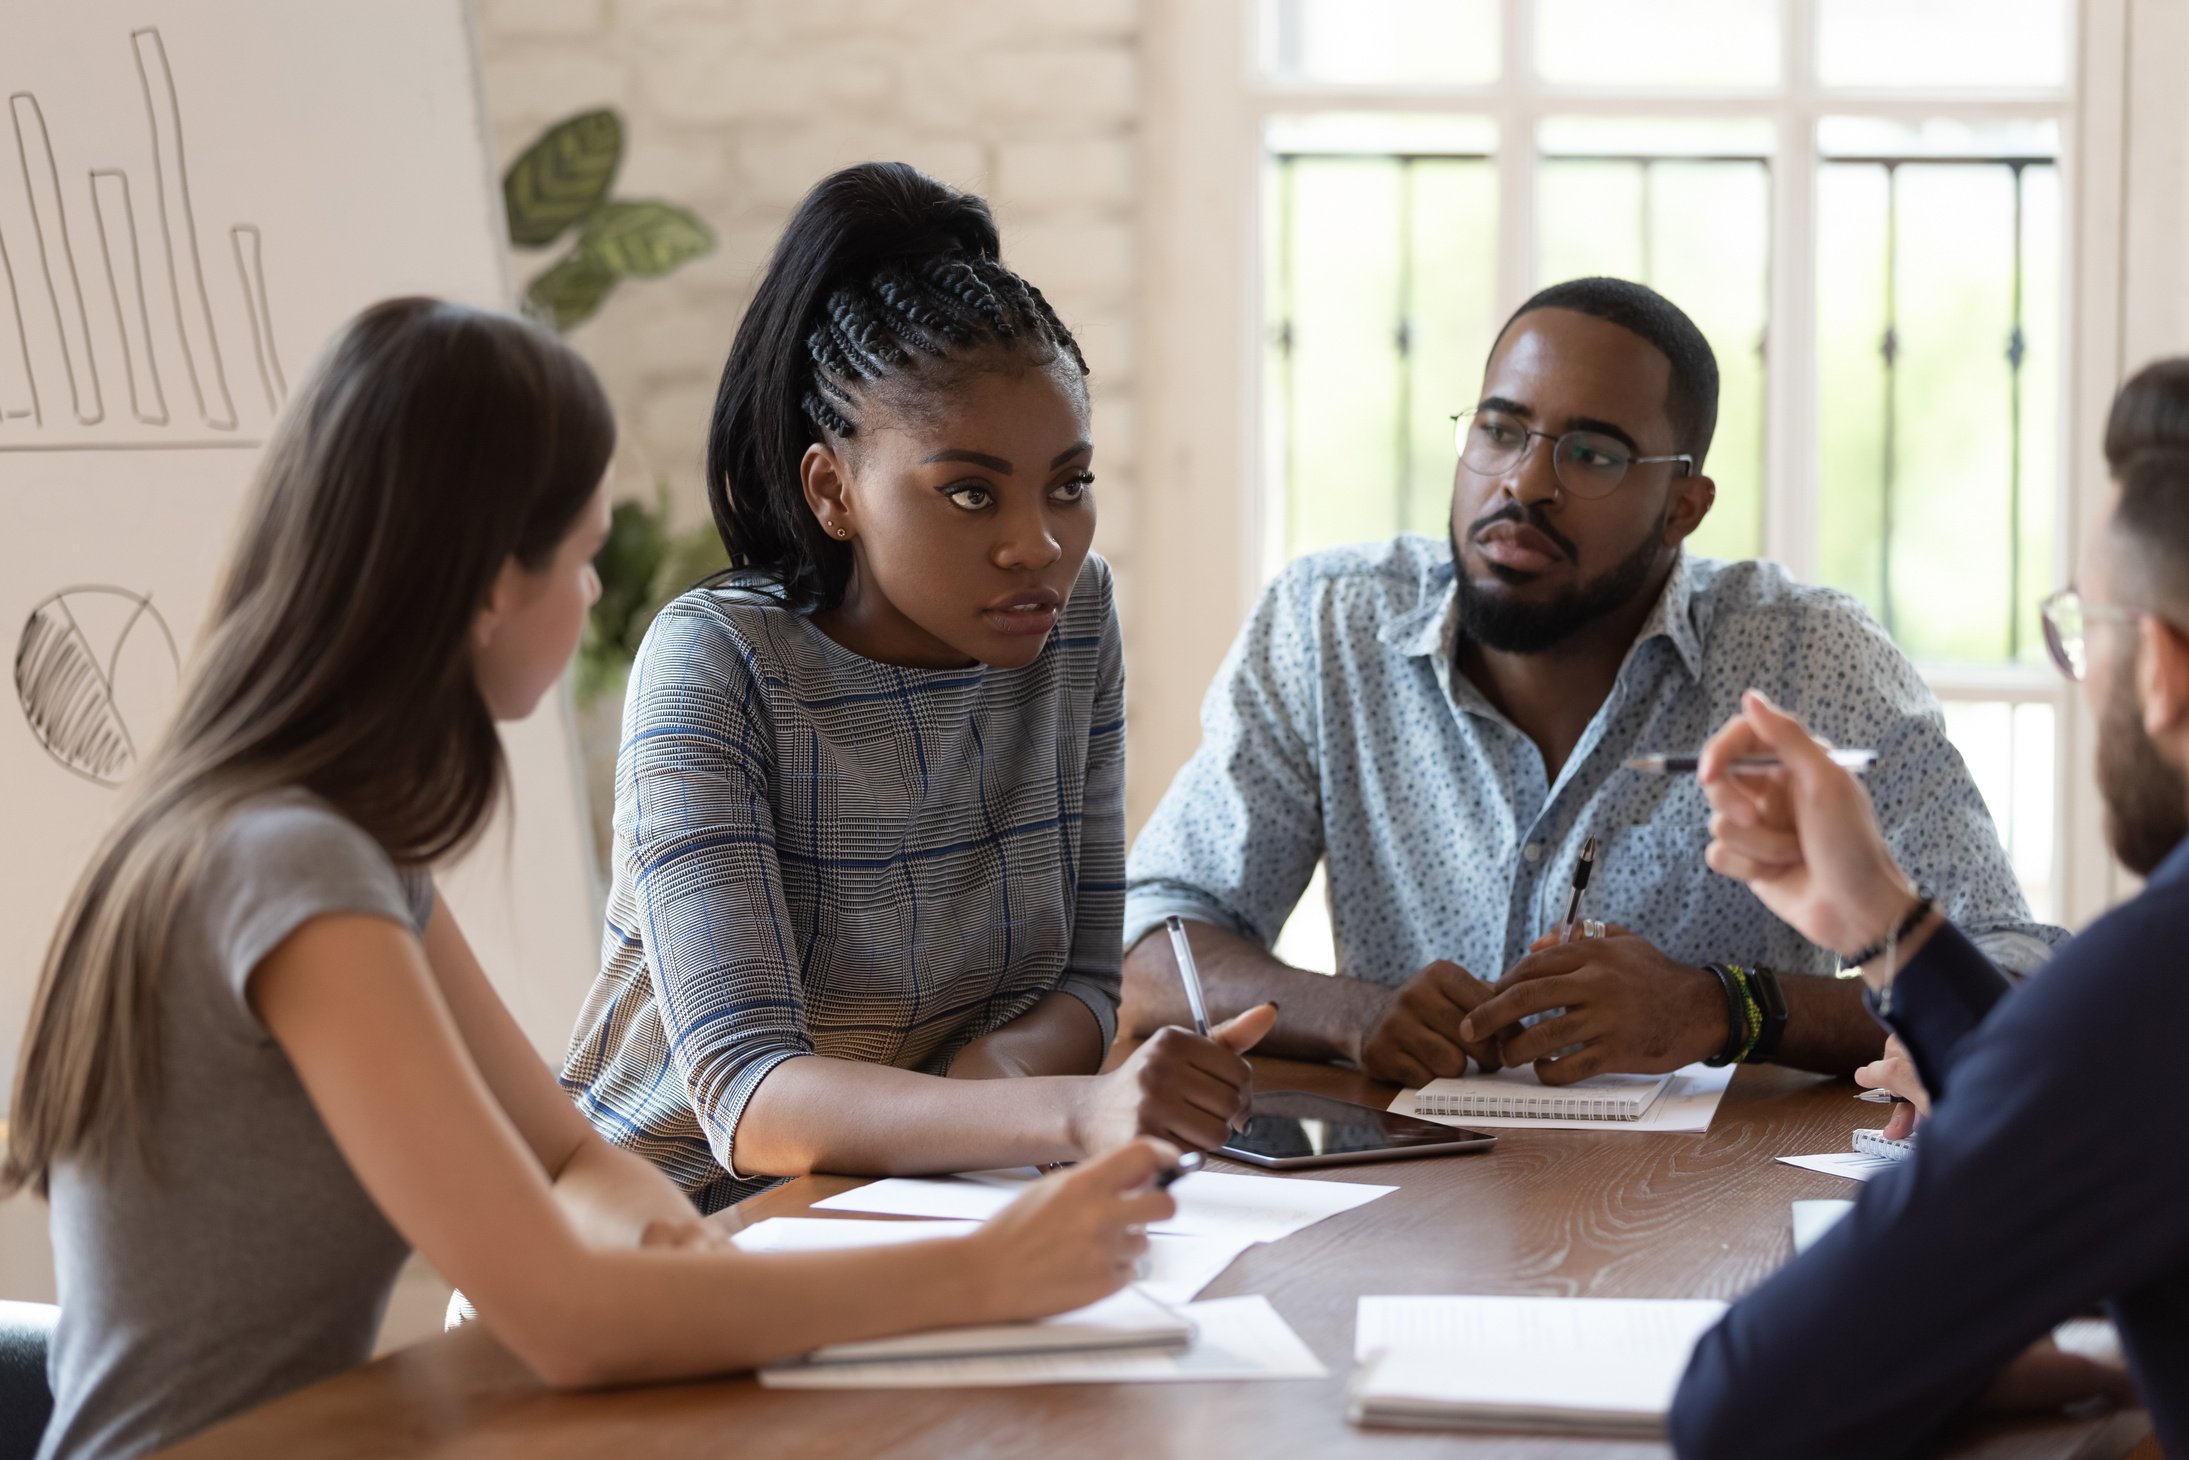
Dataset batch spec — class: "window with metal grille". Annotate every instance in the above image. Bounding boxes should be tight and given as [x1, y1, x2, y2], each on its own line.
[1255, 0, 2073, 948]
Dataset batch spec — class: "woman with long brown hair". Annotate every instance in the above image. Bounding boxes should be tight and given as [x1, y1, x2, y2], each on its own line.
[4, 296, 1173, 1460]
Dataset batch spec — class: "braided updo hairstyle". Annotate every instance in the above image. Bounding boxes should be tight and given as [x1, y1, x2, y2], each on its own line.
[707, 161, 1089, 612]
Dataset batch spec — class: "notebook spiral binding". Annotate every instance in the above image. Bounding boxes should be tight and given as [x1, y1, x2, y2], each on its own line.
[1413, 1093, 1647, 1121]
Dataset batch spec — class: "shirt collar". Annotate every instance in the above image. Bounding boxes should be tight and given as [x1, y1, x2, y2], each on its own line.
[1379, 545, 1705, 682]
[1634, 550, 1705, 681]
[1379, 554, 1457, 659]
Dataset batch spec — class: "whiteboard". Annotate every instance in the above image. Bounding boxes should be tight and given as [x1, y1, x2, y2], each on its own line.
[0, 0, 604, 1104]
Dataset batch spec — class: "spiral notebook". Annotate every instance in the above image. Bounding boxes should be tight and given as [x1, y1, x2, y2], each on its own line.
[1411, 1067, 1672, 1122]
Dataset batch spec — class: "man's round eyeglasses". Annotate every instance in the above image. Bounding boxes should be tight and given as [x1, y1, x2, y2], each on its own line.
[2039, 586, 2144, 683]
[1450, 407, 1694, 500]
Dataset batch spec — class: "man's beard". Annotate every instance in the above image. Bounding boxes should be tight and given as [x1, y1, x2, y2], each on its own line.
[1451, 505, 1666, 656]
[2098, 665, 2189, 876]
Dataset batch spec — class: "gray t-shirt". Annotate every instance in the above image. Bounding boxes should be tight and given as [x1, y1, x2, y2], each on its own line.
[39, 791, 435, 1460]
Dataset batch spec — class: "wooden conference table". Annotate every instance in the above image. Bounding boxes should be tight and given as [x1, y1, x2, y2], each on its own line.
[162, 1057, 2153, 1460]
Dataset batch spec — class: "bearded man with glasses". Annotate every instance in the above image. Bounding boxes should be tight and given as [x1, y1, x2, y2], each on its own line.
[1122, 276, 2062, 1086]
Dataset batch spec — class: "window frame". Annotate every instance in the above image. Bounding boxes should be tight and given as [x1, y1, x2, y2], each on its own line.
[1133, 0, 2145, 929]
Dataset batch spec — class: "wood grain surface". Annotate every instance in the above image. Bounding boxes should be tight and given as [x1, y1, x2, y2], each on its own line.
[157, 1059, 2152, 1460]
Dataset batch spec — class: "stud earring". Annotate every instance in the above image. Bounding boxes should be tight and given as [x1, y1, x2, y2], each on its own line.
[834, 525, 849, 539]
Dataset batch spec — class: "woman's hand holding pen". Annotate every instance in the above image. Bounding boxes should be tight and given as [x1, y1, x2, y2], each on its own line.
[1072, 1005, 1276, 1157]
[969, 1140, 1180, 1324]
[1698, 690, 1922, 958]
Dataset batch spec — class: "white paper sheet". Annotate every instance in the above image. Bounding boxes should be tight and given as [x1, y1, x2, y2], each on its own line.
[760, 1295, 1327, 1389]
[1349, 1295, 1728, 1426]
[1389, 1062, 1734, 1133]
[807, 1286, 1185, 1366]
[731, 1217, 1258, 1307]
[1355, 1294, 1728, 1364]
[813, 1169, 1394, 1244]
[732, 1217, 974, 1252]
[1790, 1199, 1855, 1252]
[1776, 1151, 1900, 1182]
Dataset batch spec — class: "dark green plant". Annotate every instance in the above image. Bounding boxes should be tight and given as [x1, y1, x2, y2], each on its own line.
[503, 109, 725, 699]
[575, 493, 731, 704]
[504, 109, 716, 331]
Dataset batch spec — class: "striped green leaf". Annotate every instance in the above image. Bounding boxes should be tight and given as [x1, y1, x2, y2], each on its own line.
[523, 251, 619, 332]
[577, 200, 715, 279]
[504, 109, 623, 248]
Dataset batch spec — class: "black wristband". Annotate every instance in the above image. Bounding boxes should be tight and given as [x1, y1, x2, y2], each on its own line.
[1702, 962, 1749, 1067]
[1838, 894, 1933, 968]
[1742, 965, 1789, 1065]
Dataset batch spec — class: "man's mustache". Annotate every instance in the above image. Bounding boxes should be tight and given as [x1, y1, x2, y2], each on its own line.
[1464, 501, 1578, 563]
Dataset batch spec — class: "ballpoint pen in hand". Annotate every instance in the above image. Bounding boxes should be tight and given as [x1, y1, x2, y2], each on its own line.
[1625, 749, 1880, 776]
[1164, 914, 1212, 1036]
[1558, 836, 1598, 945]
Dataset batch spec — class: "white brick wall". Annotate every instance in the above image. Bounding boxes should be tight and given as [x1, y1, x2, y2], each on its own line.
[474, 0, 1147, 600]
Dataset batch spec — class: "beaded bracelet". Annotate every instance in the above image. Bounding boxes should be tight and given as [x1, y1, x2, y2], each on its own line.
[1726, 964, 1765, 1064]
[1838, 894, 1934, 970]
[1702, 963, 1754, 1067]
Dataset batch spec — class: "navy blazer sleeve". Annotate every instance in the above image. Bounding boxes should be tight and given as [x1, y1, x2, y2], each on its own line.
[1670, 901, 2189, 1459]
[1863, 920, 2011, 1100]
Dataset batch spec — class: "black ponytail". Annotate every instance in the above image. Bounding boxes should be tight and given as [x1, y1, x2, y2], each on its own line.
[706, 161, 1089, 613]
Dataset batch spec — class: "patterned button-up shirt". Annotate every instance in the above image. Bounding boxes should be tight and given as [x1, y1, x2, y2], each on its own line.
[1125, 536, 2061, 985]
[564, 555, 1124, 1214]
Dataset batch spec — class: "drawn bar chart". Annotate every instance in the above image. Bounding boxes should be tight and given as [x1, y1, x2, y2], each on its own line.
[0, 26, 282, 450]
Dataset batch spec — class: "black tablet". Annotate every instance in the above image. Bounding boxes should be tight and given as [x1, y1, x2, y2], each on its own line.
[1219, 1090, 1498, 1169]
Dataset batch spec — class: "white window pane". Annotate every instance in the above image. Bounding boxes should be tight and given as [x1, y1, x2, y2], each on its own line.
[1261, 0, 1499, 86]
[1265, 117, 1498, 564]
[1540, 115, 1775, 157]
[1535, 120, 1770, 559]
[1817, 0, 2071, 90]
[1274, 159, 1409, 554]
[1938, 699, 2057, 922]
[1813, 131, 2061, 664]
[1535, 0, 1780, 88]
[1268, 112, 1497, 156]
[1819, 116, 2060, 161]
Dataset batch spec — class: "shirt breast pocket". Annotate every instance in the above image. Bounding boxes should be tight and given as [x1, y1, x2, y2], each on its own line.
[1594, 810, 1717, 953]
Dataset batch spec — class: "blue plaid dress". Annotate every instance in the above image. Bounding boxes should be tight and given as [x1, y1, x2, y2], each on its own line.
[561, 555, 1125, 1212]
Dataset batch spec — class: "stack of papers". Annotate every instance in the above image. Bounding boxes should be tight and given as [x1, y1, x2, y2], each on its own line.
[1350, 1295, 1728, 1436]
[732, 1216, 1257, 1309]
[802, 1286, 1188, 1366]
[762, 1296, 1326, 1389]
[743, 1166, 1387, 1389]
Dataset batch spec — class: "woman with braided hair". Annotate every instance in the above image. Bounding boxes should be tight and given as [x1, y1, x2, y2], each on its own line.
[561, 162, 1274, 1211]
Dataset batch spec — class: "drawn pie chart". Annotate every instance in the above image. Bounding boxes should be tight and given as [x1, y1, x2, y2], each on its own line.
[14, 586, 181, 787]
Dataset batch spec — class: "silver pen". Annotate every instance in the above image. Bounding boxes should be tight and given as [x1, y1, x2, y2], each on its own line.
[1625, 749, 1879, 776]
[1164, 914, 1212, 1036]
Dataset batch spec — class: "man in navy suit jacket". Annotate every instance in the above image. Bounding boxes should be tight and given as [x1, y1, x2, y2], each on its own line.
[1670, 362, 2189, 1458]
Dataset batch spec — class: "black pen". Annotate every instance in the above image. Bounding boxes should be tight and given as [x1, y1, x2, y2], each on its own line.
[1157, 1151, 1205, 1189]
[1558, 836, 1598, 945]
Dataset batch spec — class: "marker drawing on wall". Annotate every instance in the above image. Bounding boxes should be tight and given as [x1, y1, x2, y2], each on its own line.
[14, 586, 180, 788]
[0, 26, 284, 451]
